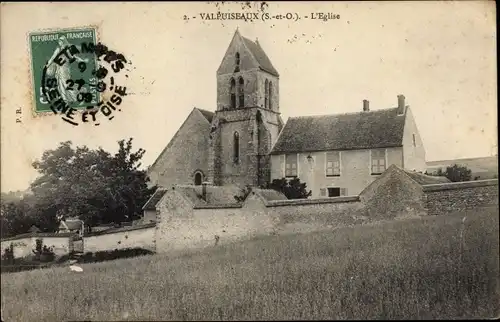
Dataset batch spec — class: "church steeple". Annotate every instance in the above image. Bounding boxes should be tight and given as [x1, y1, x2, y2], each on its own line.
[208, 30, 282, 188]
[216, 29, 279, 112]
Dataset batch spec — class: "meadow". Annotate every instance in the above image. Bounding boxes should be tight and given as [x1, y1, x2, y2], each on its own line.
[1, 207, 498, 321]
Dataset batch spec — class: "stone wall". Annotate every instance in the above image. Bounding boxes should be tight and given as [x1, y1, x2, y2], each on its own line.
[153, 168, 499, 254]
[83, 223, 156, 253]
[1, 233, 76, 259]
[423, 179, 498, 215]
[155, 190, 276, 252]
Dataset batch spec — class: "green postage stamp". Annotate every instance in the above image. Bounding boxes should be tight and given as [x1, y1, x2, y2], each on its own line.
[29, 27, 99, 114]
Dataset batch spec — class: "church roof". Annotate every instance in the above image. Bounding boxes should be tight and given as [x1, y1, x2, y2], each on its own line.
[270, 107, 407, 154]
[196, 108, 214, 123]
[241, 36, 279, 77]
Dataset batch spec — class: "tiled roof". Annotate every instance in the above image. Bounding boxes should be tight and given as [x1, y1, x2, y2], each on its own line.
[59, 220, 83, 231]
[253, 188, 288, 201]
[270, 107, 406, 154]
[403, 170, 451, 185]
[196, 108, 214, 123]
[241, 36, 279, 77]
[175, 184, 242, 206]
[65, 220, 83, 231]
[142, 188, 167, 210]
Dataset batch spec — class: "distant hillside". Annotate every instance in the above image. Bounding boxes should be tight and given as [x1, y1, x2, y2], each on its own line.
[427, 155, 498, 180]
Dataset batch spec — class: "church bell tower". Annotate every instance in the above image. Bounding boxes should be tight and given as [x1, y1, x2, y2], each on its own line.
[207, 29, 284, 187]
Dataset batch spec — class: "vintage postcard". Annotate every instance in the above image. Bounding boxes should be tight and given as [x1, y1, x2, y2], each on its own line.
[1, 1, 498, 321]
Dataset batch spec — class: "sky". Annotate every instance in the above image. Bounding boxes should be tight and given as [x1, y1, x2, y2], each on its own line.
[1, 1, 497, 192]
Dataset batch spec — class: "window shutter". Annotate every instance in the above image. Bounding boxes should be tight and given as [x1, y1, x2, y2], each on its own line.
[340, 188, 347, 196]
[320, 188, 326, 197]
[280, 155, 285, 178]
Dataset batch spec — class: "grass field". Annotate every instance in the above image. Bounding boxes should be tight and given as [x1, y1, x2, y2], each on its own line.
[1, 207, 499, 321]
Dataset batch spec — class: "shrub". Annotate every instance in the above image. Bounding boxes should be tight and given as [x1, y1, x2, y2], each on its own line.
[266, 177, 312, 199]
[32, 238, 55, 263]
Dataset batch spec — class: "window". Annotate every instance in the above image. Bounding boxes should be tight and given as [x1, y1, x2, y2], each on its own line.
[285, 154, 298, 177]
[321, 187, 347, 197]
[412, 134, 416, 147]
[326, 151, 341, 176]
[194, 172, 202, 185]
[371, 149, 386, 174]
[327, 187, 341, 197]
[264, 79, 269, 108]
[230, 78, 236, 109]
[233, 132, 240, 163]
[269, 81, 273, 109]
[238, 77, 244, 108]
[235, 52, 240, 72]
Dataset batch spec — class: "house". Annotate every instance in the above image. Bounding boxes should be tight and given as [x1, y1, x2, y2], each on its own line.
[269, 95, 427, 197]
[147, 29, 427, 199]
[58, 219, 84, 237]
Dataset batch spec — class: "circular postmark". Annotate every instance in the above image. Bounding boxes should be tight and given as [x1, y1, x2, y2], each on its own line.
[40, 36, 132, 126]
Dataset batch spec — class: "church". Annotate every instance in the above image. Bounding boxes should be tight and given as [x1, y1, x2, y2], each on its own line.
[147, 29, 426, 198]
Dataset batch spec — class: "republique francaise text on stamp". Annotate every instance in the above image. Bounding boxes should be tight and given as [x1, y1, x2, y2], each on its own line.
[29, 26, 131, 126]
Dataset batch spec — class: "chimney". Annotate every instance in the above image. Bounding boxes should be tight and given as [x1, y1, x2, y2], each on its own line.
[363, 99, 370, 112]
[202, 181, 209, 202]
[397, 94, 406, 115]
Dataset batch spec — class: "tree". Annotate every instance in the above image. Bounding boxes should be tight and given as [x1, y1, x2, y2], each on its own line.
[28, 138, 156, 229]
[428, 164, 472, 182]
[266, 177, 312, 199]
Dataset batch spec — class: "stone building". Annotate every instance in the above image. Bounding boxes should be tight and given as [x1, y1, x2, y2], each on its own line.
[148, 29, 284, 188]
[147, 29, 427, 197]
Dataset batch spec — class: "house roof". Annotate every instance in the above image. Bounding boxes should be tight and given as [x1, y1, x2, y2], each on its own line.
[142, 188, 168, 210]
[403, 169, 451, 185]
[196, 108, 214, 123]
[241, 36, 279, 77]
[29, 225, 41, 233]
[59, 220, 83, 231]
[270, 107, 407, 154]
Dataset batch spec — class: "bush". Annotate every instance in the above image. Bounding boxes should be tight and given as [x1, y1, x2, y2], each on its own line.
[2, 243, 15, 264]
[32, 238, 55, 263]
[77, 248, 154, 264]
[266, 177, 312, 199]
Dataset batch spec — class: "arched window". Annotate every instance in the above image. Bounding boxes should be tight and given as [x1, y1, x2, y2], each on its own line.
[268, 81, 273, 109]
[230, 78, 236, 109]
[238, 77, 244, 108]
[233, 132, 240, 163]
[194, 172, 203, 186]
[264, 79, 269, 109]
[235, 52, 240, 72]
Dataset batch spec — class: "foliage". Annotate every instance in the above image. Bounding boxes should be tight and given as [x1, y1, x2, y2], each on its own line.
[31, 238, 56, 263]
[0, 196, 57, 238]
[2, 244, 14, 263]
[26, 138, 153, 231]
[266, 177, 312, 199]
[1, 207, 498, 320]
[429, 164, 472, 182]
